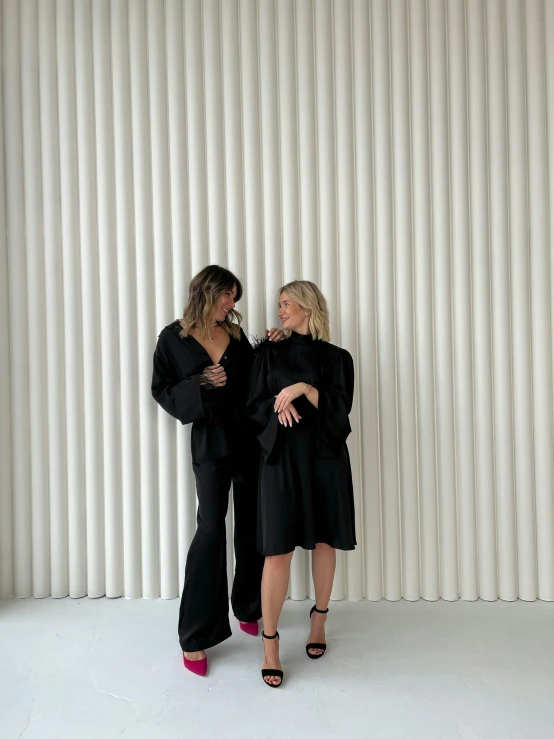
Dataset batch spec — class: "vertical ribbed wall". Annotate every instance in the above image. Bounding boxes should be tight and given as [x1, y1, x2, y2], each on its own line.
[1, 0, 553, 602]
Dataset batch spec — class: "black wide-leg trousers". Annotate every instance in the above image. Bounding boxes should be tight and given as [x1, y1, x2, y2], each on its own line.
[178, 454, 264, 652]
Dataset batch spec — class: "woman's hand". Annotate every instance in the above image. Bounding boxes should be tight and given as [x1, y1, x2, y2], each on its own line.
[277, 402, 302, 427]
[274, 383, 310, 413]
[266, 327, 285, 342]
[200, 364, 227, 388]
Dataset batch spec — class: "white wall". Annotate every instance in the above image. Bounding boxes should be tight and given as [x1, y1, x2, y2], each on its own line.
[1, 0, 554, 602]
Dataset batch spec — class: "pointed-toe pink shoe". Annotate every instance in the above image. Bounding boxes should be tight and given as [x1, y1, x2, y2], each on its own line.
[183, 653, 208, 677]
[239, 620, 259, 637]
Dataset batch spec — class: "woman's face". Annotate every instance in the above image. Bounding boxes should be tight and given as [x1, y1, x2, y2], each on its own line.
[278, 292, 310, 333]
[212, 286, 237, 323]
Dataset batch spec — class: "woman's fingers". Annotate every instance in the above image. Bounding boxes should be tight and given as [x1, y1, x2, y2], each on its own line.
[288, 405, 301, 423]
[204, 364, 227, 386]
[284, 408, 294, 426]
[277, 410, 290, 426]
[266, 327, 285, 342]
[274, 391, 290, 413]
[277, 405, 301, 426]
[278, 411, 288, 426]
[214, 371, 227, 386]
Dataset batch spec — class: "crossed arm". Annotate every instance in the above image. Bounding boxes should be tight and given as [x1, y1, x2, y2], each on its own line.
[273, 382, 319, 427]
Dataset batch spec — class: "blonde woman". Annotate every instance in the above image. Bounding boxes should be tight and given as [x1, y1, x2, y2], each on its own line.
[151, 265, 283, 677]
[246, 281, 356, 687]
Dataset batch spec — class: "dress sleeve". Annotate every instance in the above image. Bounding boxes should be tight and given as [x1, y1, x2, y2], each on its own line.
[317, 348, 354, 458]
[245, 343, 279, 459]
[151, 336, 206, 425]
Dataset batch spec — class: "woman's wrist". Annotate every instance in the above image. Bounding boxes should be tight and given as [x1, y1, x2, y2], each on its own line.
[304, 383, 312, 396]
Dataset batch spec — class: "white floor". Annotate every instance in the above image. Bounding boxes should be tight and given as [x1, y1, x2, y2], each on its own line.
[1, 597, 553, 739]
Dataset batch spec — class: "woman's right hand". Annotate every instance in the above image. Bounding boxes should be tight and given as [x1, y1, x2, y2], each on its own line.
[277, 402, 301, 427]
[200, 364, 227, 388]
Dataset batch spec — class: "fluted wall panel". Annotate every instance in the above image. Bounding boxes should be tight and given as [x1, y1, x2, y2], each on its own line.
[391, 0, 419, 602]
[506, 0, 538, 601]
[410, 0, 439, 602]
[4, 0, 32, 599]
[129, 0, 159, 599]
[486, 0, 517, 603]
[40, 0, 68, 600]
[468, 0, 496, 602]
[2, 0, 554, 603]
[57, 0, 87, 598]
[429, 0, 458, 602]
[0, 0, 13, 599]
[525, 0, 554, 600]
[112, 0, 141, 599]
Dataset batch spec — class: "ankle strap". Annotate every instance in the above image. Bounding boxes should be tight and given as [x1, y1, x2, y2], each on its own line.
[312, 605, 329, 614]
[262, 630, 279, 640]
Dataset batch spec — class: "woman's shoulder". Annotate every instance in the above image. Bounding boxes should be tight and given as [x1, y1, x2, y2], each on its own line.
[157, 320, 193, 348]
[247, 333, 280, 352]
[159, 319, 182, 338]
[315, 342, 354, 375]
[317, 340, 351, 360]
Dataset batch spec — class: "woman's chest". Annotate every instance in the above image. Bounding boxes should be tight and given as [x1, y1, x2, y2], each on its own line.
[268, 348, 322, 391]
[189, 328, 230, 365]
[170, 336, 246, 384]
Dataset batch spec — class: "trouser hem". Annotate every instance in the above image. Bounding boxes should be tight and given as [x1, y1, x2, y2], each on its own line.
[179, 625, 232, 653]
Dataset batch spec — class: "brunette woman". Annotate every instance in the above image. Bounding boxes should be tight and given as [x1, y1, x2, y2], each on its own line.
[151, 265, 283, 676]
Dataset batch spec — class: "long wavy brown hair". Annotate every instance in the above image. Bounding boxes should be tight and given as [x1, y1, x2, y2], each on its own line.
[180, 265, 243, 340]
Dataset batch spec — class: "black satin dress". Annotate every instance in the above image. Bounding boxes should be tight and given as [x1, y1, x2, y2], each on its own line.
[246, 332, 357, 556]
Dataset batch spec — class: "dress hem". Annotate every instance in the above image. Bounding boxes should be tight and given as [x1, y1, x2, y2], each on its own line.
[260, 540, 356, 557]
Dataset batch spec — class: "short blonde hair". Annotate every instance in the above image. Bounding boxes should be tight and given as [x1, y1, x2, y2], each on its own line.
[279, 280, 330, 342]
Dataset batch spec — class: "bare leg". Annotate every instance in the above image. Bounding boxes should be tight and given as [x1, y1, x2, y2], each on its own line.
[261, 552, 293, 686]
[308, 543, 336, 656]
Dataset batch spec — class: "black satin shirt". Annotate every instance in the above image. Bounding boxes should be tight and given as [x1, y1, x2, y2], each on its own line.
[151, 321, 258, 465]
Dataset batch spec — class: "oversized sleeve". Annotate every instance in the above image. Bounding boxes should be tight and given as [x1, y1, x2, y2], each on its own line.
[151, 336, 206, 425]
[317, 348, 354, 458]
[245, 343, 279, 459]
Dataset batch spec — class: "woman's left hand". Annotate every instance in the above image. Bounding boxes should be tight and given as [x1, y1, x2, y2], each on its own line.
[266, 327, 285, 342]
[274, 383, 309, 413]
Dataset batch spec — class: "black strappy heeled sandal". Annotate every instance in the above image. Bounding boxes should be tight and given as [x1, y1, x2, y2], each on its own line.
[306, 605, 329, 659]
[261, 631, 284, 688]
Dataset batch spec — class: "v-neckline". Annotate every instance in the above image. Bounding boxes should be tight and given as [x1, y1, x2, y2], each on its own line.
[189, 334, 231, 366]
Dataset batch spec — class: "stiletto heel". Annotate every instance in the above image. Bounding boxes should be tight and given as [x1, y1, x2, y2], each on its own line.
[183, 653, 208, 677]
[239, 620, 259, 637]
[306, 605, 329, 659]
[261, 631, 284, 688]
